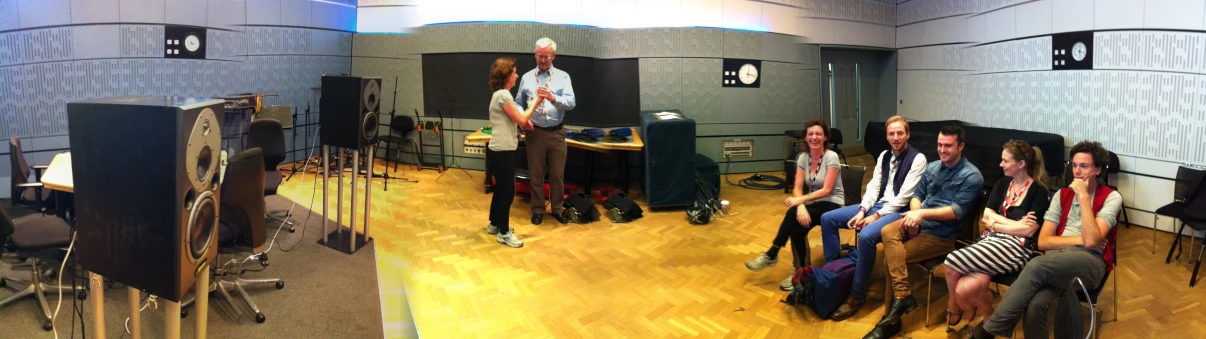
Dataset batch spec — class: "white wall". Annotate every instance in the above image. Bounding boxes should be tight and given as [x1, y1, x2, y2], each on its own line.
[357, 0, 897, 48]
[896, 0, 1206, 235]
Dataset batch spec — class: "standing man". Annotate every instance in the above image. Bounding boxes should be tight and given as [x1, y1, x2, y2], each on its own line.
[516, 37, 576, 225]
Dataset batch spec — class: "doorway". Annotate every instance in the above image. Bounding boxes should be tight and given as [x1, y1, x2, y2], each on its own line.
[828, 63, 862, 145]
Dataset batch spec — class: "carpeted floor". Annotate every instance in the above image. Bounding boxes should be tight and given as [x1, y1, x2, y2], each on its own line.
[0, 195, 384, 338]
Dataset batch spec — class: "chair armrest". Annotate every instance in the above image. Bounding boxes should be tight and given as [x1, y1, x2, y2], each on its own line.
[16, 182, 43, 188]
[31, 165, 48, 181]
[31, 165, 49, 170]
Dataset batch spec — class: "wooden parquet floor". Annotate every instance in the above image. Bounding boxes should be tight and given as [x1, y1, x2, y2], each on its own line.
[274, 154, 1206, 339]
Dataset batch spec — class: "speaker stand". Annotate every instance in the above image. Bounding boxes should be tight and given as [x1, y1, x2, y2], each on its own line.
[319, 145, 374, 255]
[318, 228, 373, 255]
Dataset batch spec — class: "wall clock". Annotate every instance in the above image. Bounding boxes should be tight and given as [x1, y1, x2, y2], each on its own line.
[1052, 31, 1092, 70]
[166, 25, 207, 60]
[722, 59, 761, 88]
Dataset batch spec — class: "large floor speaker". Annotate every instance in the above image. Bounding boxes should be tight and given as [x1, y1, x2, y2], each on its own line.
[320, 75, 381, 149]
[640, 110, 697, 208]
[66, 96, 224, 303]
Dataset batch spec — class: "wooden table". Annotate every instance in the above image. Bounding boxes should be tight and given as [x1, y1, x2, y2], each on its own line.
[40, 152, 207, 339]
[466, 127, 645, 195]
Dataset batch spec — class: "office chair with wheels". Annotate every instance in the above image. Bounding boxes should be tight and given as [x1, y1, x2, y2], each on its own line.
[8, 138, 51, 213]
[181, 148, 284, 323]
[247, 119, 294, 232]
[0, 206, 80, 331]
[830, 128, 846, 164]
[1154, 165, 1206, 254]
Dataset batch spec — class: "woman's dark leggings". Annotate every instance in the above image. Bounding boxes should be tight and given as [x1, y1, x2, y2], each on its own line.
[772, 201, 842, 267]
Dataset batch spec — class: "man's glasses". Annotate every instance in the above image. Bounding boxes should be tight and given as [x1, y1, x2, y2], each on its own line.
[536, 55, 554, 60]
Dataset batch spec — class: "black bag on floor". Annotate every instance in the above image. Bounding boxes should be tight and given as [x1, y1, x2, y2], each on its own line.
[563, 192, 600, 224]
[603, 190, 643, 223]
[686, 177, 720, 224]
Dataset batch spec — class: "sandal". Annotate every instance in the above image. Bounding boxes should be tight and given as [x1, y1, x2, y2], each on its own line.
[946, 309, 964, 331]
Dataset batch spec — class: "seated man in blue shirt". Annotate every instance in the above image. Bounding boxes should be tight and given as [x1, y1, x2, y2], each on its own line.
[515, 37, 577, 225]
[867, 125, 984, 338]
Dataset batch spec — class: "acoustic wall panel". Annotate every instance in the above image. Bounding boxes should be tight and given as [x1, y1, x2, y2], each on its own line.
[681, 58, 722, 125]
[1052, 0, 1093, 33]
[312, 0, 357, 31]
[1145, 0, 1206, 31]
[208, 29, 247, 61]
[1014, 0, 1052, 38]
[1017, 37, 1052, 71]
[120, 25, 165, 57]
[801, 44, 820, 69]
[722, 30, 761, 60]
[1094, 32, 1146, 71]
[72, 26, 122, 60]
[760, 33, 803, 64]
[312, 31, 354, 56]
[680, 28, 724, 58]
[638, 58, 683, 112]
[642, 28, 682, 58]
[1095, 0, 1145, 30]
[1148, 32, 1203, 74]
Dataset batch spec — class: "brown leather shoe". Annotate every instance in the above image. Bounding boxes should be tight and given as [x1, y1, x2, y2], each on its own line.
[830, 295, 865, 321]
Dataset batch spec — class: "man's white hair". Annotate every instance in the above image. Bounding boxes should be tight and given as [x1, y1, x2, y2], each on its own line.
[535, 38, 557, 52]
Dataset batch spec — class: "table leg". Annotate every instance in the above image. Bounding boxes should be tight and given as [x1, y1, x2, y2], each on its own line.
[165, 299, 180, 339]
[620, 151, 629, 194]
[484, 148, 492, 194]
[585, 151, 596, 196]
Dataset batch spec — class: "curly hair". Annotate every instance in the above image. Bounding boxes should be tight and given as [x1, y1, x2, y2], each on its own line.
[1069, 140, 1110, 170]
[802, 119, 830, 150]
[488, 57, 516, 92]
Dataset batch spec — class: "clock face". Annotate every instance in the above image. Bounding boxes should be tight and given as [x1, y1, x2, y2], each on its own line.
[184, 35, 201, 52]
[738, 64, 758, 85]
[1071, 42, 1087, 61]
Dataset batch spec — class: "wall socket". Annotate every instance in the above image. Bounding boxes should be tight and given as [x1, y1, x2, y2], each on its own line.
[463, 138, 486, 155]
[722, 139, 754, 159]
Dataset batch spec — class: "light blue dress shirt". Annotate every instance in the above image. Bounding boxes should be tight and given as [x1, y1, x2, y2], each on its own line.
[515, 66, 576, 128]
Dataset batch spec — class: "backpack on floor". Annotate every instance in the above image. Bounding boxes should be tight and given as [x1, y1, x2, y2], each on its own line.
[563, 192, 600, 224]
[784, 250, 859, 319]
[686, 177, 720, 224]
[603, 190, 643, 223]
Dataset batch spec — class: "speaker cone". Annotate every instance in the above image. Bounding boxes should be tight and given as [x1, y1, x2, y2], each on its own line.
[363, 112, 379, 140]
[186, 108, 221, 192]
[185, 190, 217, 262]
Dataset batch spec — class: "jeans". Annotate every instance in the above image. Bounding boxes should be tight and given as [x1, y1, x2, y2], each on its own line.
[820, 202, 905, 299]
[487, 148, 516, 234]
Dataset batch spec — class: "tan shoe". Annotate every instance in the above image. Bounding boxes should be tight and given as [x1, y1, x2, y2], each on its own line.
[830, 295, 864, 321]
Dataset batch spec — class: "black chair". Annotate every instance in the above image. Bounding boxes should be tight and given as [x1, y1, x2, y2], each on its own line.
[834, 165, 866, 257]
[910, 198, 984, 328]
[1153, 165, 1206, 254]
[379, 111, 420, 172]
[181, 148, 284, 323]
[1101, 152, 1132, 229]
[246, 119, 293, 232]
[1165, 169, 1206, 287]
[8, 138, 51, 213]
[0, 206, 79, 331]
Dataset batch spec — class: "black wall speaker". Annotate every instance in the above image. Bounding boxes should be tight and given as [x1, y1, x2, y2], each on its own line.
[320, 75, 381, 149]
[67, 96, 224, 303]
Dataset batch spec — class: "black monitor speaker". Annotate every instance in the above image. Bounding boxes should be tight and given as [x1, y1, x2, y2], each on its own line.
[66, 96, 224, 303]
[320, 75, 381, 149]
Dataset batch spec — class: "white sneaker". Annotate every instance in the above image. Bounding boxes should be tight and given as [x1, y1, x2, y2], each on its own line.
[780, 274, 794, 291]
[497, 231, 524, 248]
[486, 224, 499, 235]
[745, 254, 778, 272]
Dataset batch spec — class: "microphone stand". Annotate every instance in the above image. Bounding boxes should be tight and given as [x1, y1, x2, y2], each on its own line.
[435, 95, 471, 181]
[365, 76, 417, 189]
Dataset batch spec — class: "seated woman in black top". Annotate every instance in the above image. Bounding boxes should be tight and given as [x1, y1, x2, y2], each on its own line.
[942, 140, 1050, 327]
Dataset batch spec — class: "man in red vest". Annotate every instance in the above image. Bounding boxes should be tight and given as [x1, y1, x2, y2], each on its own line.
[968, 141, 1122, 339]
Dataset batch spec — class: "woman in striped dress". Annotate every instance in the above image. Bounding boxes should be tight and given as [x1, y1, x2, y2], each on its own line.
[943, 140, 1050, 328]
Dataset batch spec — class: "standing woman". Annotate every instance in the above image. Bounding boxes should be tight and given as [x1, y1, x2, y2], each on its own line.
[484, 57, 545, 248]
[745, 119, 845, 291]
[942, 140, 1049, 327]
